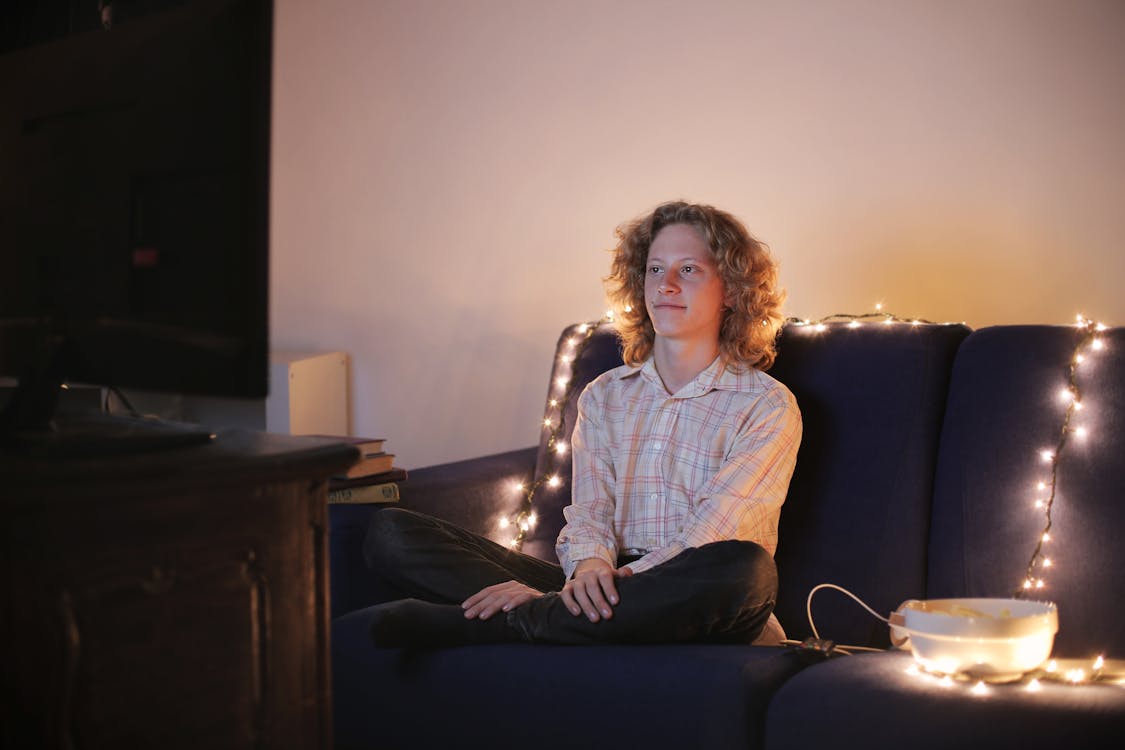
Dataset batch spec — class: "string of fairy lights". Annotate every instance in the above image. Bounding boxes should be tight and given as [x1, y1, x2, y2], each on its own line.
[499, 315, 611, 550]
[1016, 314, 1108, 598]
[499, 306, 1113, 604]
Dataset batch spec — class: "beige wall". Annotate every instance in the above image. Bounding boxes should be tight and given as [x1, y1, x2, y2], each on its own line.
[270, 0, 1125, 469]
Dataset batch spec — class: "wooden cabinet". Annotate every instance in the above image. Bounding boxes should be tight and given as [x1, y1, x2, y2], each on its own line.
[2, 431, 357, 749]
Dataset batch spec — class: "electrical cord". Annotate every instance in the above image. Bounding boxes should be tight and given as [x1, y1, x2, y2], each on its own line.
[780, 583, 894, 658]
[807, 583, 890, 639]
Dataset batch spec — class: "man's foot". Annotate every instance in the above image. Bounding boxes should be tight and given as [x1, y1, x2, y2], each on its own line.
[369, 599, 521, 648]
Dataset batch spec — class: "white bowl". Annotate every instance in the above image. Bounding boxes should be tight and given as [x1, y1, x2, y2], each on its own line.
[898, 598, 1058, 680]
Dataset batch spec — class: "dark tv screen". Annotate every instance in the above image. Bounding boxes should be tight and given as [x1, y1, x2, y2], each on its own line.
[0, 0, 272, 432]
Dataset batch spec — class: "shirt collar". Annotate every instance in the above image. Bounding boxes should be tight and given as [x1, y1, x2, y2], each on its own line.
[619, 356, 760, 398]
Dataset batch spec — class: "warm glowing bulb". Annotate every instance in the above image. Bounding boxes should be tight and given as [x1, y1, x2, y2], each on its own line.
[566, 337, 578, 348]
[1023, 579, 1033, 590]
[883, 317, 893, 325]
[528, 513, 538, 528]
[1046, 660, 1058, 673]
[1040, 450, 1054, 462]
[938, 676, 955, 688]
[577, 324, 589, 334]
[511, 481, 525, 493]
[1096, 323, 1107, 332]
[1073, 401, 1083, 411]
[624, 305, 632, 313]
[911, 320, 921, 326]
[556, 376, 570, 388]
[848, 321, 860, 329]
[1092, 338, 1104, 350]
[498, 517, 510, 529]
[1059, 388, 1074, 402]
[554, 442, 568, 455]
[1026, 678, 1042, 692]
[1042, 532, 1051, 542]
[507, 538, 519, 548]
[1066, 669, 1086, 684]
[1076, 354, 1086, 364]
[1033, 499, 1044, 509]
[1043, 558, 1052, 567]
[815, 323, 827, 332]
[1075, 426, 1088, 439]
[1094, 655, 1105, 671]
[970, 681, 989, 696]
[875, 303, 883, 311]
[548, 475, 561, 488]
[543, 418, 554, 427]
[1035, 579, 1045, 589]
[519, 520, 530, 531]
[560, 354, 574, 364]
[549, 398, 559, 407]
[606, 309, 615, 320]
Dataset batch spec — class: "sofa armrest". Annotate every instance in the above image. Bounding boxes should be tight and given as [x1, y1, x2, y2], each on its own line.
[329, 446, 537, 619]
[397, 445, 537, 535]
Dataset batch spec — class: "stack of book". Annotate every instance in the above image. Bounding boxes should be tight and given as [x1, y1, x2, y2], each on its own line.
[314, 436, 406, 504]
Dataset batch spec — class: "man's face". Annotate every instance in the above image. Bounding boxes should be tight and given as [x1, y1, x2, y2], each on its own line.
[644, 223, 726, 346]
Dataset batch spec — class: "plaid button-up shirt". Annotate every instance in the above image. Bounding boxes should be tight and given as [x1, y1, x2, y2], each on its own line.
[557, 356, 802, 579]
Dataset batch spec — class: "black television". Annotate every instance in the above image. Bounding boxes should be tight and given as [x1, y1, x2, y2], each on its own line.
[0, 0, 272, 455]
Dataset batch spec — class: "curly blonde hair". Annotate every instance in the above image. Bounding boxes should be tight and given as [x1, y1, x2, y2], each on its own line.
[605, 200, 786, 370]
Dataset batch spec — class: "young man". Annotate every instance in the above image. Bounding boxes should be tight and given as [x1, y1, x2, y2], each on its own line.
[368, 200, 801, 647]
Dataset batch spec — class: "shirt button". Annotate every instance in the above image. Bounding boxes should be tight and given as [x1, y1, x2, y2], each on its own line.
[650, 493, 659, 501]
[653, 442, 662, 451]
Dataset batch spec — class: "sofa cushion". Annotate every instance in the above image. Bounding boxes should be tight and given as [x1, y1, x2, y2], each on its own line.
[333, 605, 808, 750]
[928, 326, 1125, 657]
[763, 651, 1124, 750]
[766, 321, 970, 647]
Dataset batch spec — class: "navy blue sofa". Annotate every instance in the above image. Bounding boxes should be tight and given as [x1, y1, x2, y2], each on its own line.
[330, 320, 1125, 749]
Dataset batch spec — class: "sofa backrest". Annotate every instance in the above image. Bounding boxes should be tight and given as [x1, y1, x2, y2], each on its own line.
[767, 322, 970, 646]
[523, 319, 971, 649]
[927, 326, 1125, 657]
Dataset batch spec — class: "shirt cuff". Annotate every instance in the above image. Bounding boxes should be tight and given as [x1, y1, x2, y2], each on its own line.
[558, 541, 616, 580]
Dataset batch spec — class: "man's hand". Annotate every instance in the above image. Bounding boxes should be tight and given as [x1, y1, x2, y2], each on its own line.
[461, 581, 544, 620]
[560, 558, 634, 622]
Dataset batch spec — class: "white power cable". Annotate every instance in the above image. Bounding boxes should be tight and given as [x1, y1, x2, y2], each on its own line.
[778, 583, 894, 656]
[806, 582, 890, 639]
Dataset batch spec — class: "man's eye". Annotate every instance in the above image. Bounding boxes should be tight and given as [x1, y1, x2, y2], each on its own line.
[681, 265, 696, 274]
[648, 266, 663, 274]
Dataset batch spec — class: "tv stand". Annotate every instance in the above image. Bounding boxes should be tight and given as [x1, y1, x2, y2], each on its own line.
[2, 430, 359, 748]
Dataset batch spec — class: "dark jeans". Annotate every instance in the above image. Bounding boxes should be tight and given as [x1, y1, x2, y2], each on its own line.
[364, 507, 778, 645]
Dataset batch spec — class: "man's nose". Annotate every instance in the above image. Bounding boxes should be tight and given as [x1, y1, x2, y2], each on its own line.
[659, 276, 679, 293]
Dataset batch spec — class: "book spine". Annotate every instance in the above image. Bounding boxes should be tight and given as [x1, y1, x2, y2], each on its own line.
[327, 482, 400, 504]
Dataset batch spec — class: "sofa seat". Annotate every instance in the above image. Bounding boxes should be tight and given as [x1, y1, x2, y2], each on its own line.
[334, 604, 807, 750]
[764, 651, 1125, 749]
